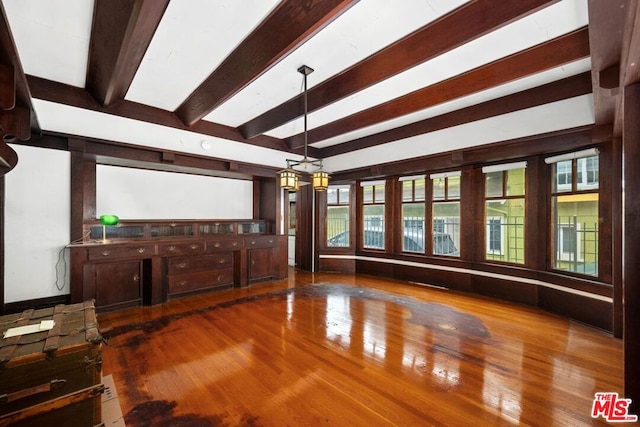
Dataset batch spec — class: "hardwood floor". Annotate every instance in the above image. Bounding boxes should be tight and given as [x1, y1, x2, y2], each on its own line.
[98, 268, 622, 426]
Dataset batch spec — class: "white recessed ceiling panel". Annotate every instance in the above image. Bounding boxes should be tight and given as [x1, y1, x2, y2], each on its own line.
[203, 0, 470, 127]
[323, 94, 595, 172]
[2, 0, 94, 87]
[125, 0, 281, 111]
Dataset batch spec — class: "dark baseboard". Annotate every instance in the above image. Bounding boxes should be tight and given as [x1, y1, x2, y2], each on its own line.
[3, 294, 71, 315]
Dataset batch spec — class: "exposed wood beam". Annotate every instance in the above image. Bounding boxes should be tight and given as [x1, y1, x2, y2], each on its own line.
[287, 27, 590, 148]
[0, 2, 38, 134]
[27, 75, 320, 158]
[86, 0, 169, 107]
[319, 72, 592, 158]
[587, 0, 627, 127]
[330, 125, 608, 182]
[0, 63, 14, 110]
[175, 0, 359, 127]
[239, 0, 558, 139]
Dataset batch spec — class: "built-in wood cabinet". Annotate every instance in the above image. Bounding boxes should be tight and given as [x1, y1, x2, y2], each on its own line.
[69, 220, 287, 311]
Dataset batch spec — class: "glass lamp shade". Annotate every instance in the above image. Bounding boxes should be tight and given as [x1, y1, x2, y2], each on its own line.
[312, 170, 329, 191]
[100, 214, 119, 226]
[279, 169, 299, 191]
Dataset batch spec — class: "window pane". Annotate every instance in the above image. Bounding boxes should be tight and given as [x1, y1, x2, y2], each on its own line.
[402, 203, 424, 253]
[363, 186, 373, 203]
[485, 171, 503, 198]
[327, 187, 338, 205]
[363, 205, 384, 249]
[414, 179, 426, 201]
[327, 206, 349, 247]
[374, 184, 385, 202]
[485, 198, 525, 264]
[448, 175, 461, 199]
[506, 168, 525, 196]
[432, 202, 460, 256]
[433, 177, 445, 200]
[402, 181, 413, 202]
[338, 187, 350, 205]
[577, 156, 599, 191]
[553, 161, 572, 193]
[552, 193, 599, 275]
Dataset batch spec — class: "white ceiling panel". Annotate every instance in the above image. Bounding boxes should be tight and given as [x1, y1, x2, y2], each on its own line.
[2, 0, 94, 87]
[125, 0, 281, 111]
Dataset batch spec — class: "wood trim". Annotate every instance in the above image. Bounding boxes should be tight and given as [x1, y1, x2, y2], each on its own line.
[2, 293, 71, 315]
[612, 137, 623, 338]
[623, 82, 640, 414]
[176, 0, 358, 127]
[87, 0, 170, 106]
[0, 176, 4, 314]
[287, 27, 590, 146]
[240, 0, 557, 139]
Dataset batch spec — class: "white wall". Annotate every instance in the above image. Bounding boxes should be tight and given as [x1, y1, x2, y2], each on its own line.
[4, 145, 71, 303]
[96, 165, 253, 219]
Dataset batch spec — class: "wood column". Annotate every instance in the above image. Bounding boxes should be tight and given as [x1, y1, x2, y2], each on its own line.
[623, 82, 640, 413]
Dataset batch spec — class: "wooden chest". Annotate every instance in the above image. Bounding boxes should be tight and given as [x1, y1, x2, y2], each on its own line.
[0, 301, 104, 426]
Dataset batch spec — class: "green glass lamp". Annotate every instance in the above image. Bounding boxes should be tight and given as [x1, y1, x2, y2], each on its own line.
[100, 214, 119, 243]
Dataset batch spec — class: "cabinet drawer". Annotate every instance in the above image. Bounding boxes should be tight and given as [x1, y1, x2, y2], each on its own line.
[167, 253, 233, 274]
[246, 236, 278, 249]
[157, 241, 204, 257]
[168, 269, 234, 294]
[87, 244, 154, 260]
[205, 238, 244, 252]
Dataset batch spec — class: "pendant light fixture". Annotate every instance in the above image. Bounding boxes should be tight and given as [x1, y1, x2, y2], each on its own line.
[278, 65, 329, 192]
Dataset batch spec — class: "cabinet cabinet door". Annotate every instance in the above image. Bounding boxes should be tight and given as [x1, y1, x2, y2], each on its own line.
[95, 261, 142, 309]
[248, 248, 273, 281]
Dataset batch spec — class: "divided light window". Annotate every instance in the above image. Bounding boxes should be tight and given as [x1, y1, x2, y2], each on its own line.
[326, 185, 350, 247]
[431, 171, 461, 256]
[361, 181, 385, 249]
[546, 149, 599, 276]
[400, 175, 425, 253]
[483, 162, 526, 264]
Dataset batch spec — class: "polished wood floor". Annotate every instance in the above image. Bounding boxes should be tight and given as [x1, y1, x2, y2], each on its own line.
[98, 268, 622, 426]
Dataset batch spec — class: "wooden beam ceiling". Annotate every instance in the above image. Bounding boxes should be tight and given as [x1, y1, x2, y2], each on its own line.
[286, 27, 590, 148]
[174, 0, 359, 127]
[319, 71, 593, 158]
[238, 0, 558, 140]
[86, 0, 170, 107]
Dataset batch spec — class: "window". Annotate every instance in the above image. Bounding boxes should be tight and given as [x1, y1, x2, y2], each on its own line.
[326, 185, 350, 247]
[483, 162, 526, 264]
[400, 175, 425, 253]
[431, 171, 461, 256]
[362, 181, 385, 249]
[547, 150, 599, 276]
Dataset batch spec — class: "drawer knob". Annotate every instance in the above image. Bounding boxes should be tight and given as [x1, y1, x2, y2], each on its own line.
[177, 262, 187, 269]
[218, 259, 226, 264]
[168, 245, 176, 251]
[217, 275, 224, 283]
[251, 241, 256, 245]
[177, 280, 187, 287]
[190, 244, 198, 250]
[137, 247, 146, 254]
[101, 250, 110, 256]
[269, 239, 274, 243]
[133, 274, 140, 283]
[214, 242, 221, 248]
[232, 242, 238, 247]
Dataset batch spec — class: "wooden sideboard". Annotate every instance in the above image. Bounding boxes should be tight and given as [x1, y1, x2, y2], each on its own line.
[68, 220, 287, 311]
